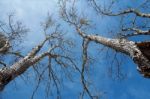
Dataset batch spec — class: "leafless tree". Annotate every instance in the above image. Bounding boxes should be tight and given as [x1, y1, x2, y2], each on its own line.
[0, 0, 150, 99]
[0, 13, 79, 99]
[59, 0, 150, 98]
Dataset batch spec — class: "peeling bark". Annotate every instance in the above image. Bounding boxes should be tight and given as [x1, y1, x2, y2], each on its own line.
[88, 35, 150, 77]
[0, 67, 14, 91]
[0, 52, 55, 91]
[0, 37, 55, 90]
[0, 57, 36, 91]
[76, 27, 150, 78]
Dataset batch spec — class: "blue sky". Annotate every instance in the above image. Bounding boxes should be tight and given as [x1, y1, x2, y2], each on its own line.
[0, 0, 150, 99]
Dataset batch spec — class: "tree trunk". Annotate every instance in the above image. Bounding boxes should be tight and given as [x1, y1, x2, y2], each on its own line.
[84, 34, 150, 77]
[0, 56, 35, 91]
[0, 33, 149, 91]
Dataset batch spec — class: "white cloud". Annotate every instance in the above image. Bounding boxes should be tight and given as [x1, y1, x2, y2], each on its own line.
[0, 0, 59, 45]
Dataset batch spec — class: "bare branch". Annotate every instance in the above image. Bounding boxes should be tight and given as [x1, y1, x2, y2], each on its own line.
[121, 28, 150, 37]
[81, 38, 95, 99]
[90, 0, 150, 18]
[0, 61, 7, 67]
[7, 51, 24, 58]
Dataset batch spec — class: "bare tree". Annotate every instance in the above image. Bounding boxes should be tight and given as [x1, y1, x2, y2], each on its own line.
[60, 0, 150, 77]
[59, 0, 150, 98]
[0, 14, 78, 99]
[0, 0, 150, 99]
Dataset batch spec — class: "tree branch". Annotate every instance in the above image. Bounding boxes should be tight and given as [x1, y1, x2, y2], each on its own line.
[121, 28, 150, 37]
[90, 0, 150, 18]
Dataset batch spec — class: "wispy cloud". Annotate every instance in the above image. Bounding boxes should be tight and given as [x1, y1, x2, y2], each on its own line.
[0, 0, 58, 45]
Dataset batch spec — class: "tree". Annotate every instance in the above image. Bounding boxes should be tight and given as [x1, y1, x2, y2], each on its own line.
[59, 0, 150, 98]
[0, 0, 150, 99]
[0, 14, 76, 97]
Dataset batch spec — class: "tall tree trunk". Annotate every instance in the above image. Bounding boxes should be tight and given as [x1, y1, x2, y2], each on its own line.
[0, 38, 54, 91]
[76, 27, 150, 78]
[87, 34, 150, 77]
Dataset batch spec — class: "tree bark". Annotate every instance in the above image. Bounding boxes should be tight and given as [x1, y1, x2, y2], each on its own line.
[0, 37, 55, 91]
[0, 30, 149, 91]
[0, 55, 38, 90]
[76, 28, 150, 77]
